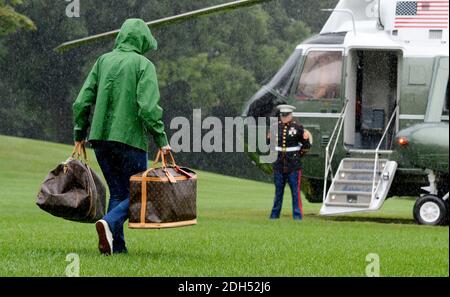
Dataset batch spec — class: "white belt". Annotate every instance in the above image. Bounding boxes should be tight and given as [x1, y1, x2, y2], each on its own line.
[275, 146, 301, 152]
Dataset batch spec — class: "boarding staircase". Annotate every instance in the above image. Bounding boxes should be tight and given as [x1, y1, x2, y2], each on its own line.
[319, 101, 398, 216]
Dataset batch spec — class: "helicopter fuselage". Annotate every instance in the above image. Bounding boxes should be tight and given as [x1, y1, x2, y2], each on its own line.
[244, 0, 449, 203]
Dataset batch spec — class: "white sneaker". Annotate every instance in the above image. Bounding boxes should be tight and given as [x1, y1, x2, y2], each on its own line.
[95, 220, 113, 255]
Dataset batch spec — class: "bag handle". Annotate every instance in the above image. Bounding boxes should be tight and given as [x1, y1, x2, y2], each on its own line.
[141, 150, 176, 181]
[164, 151, 177, 168]
[142, 150, 192, 182]
[71, 142, 89, 163]
[159, 150, 177, 183]
[160, 150, 194, 179]
[149, 149, 177, 169]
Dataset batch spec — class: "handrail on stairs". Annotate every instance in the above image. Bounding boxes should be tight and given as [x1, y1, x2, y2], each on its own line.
[323, 99, 350, 202]
[371, 105, 399, 201]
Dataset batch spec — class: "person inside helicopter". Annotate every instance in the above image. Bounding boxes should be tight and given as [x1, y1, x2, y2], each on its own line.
[296, 51, 343, 100]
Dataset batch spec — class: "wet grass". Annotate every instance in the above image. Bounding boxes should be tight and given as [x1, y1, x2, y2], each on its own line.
[0, 134, 448, 276]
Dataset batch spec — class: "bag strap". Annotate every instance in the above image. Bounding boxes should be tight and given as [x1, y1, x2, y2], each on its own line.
[163, 151, 194, 179]
[160, 151, 177, 183]
[164, 151, 177, 167]
[140, 169, 148, 226]
[71, 142, 89, 164]
[139, 150, 174, 225]
[175, 167, 194, 179]
[141, 150, 162, 178]
[84, 163, 98, 220]
[142, 150, 178, 183]
[69, 143, 97, 220]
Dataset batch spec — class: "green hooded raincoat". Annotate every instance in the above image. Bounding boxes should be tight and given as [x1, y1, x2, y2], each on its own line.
[73, 18, 168, 152]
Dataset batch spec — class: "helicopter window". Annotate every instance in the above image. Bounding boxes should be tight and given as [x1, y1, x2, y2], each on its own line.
[267, 49, 302, 97]
[295, 51, 343, 100]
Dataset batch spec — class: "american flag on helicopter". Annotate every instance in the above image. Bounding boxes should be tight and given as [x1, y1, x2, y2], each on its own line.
[395, 0, 449, 29]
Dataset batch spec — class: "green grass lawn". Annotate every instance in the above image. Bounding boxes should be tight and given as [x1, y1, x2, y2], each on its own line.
[0, 134, 448, 277]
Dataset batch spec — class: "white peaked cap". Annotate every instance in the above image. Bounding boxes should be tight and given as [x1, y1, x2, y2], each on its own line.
[276, 104, 296, 113]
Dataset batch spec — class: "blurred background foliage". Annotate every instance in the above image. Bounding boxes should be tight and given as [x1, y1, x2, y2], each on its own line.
[0, 0, 337, 180]
[0, 0, 36, 36]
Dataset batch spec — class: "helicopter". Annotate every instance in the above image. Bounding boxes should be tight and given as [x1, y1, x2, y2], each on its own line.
[56, 0, 449, 226]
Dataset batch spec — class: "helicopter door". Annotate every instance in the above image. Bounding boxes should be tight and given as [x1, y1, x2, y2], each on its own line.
[344, 49, 400, 150]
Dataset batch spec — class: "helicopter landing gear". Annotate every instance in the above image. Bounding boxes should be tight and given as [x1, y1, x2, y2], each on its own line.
[413, 194, 448, 226]
[414, 170, 449, 226]
[420, 169, 438, 196]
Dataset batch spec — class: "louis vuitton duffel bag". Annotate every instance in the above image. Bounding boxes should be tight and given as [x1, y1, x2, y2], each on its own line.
[36, 143, 106, 223]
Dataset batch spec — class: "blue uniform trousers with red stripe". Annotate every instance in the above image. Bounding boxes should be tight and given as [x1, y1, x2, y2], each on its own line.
[270, 169, 303, 220]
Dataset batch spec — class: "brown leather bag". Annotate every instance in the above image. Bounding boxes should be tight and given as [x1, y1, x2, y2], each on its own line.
[36, 143, 106, 223]
[129, 150, 197, 229]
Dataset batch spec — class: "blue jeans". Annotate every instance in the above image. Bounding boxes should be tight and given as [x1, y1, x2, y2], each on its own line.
[270, 169, 304, 220]
[91, 140, 148, 253]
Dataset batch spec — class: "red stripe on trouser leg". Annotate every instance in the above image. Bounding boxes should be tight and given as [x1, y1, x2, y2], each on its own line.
[297, 169, 303, 218]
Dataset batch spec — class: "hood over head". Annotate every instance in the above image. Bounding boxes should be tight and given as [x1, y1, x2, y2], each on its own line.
[114, 18, 157, 54]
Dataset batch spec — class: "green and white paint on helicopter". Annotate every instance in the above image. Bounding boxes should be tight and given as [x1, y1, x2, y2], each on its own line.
[244, 0, 449, 225]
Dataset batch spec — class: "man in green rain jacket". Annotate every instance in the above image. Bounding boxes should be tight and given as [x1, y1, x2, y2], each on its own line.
[73, 18, 170, 255]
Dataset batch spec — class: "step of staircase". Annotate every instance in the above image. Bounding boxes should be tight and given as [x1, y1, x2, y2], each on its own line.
[325, 190, 372, 207]
[321, 158, 398, 216]
[325, 201, 371, 208]
[341, 158, 387, 170]
[336, 169, 381, 182]
[332, 180, 375, 192]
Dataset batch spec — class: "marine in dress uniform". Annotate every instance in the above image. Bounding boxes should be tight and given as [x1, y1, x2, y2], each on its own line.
[268, 105, 311, 220]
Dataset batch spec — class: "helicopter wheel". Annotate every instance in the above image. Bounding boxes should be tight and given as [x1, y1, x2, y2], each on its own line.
[413, 195, 448, 226]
